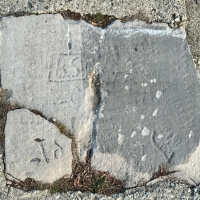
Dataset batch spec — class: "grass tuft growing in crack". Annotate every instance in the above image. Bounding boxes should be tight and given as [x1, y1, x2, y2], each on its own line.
[52, 120, 73, 138]
[6, 150, 126, 196]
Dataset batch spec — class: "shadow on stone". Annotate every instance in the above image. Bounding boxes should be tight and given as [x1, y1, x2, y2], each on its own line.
[0, 89, 21, 154]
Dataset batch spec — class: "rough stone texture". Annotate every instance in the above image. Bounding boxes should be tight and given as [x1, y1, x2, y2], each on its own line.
[185, 0, 200, 71]
[0, 0, 186, 25]
[1, 14, 200, 187]
[0, 14, 95, 160]
[89, 22, 200, 186]
[5, 109, 72, 183]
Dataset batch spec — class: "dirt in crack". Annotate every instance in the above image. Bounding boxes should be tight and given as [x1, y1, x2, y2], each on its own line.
[90, 72, 101, 113]
[6, 149, 126, 195]
[0, 88, 125, 195]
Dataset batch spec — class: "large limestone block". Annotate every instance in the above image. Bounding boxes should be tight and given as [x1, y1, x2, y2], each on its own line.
[87, 22, 200, 186]
[0, 14, 94, 160]
[5, 109, 72, 183]
[0, 14, 91, 138]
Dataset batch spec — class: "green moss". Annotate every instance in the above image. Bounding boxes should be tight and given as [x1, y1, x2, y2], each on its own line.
[53, 121, 72, 138]
[91, 175, 107, 193]
[58, 124, 66, 134]
[89, 13, 106, 23]
[50, 182, 63, 194]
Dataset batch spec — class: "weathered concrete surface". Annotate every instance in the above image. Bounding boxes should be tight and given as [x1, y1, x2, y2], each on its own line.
[5, 109, 72, 183]
[0, 0, 186, 26]
[1, 14, 200, 187]
[185, 0, 200, 71]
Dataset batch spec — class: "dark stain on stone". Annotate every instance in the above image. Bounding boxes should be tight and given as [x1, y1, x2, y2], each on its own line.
[90, 73, 101, 113]
[28, 2, 33, 9]
[29, 109, 48, 120]
[61, 9, 81, 20]
[0, 89, 22, 154]
[61, 10, 116, 28]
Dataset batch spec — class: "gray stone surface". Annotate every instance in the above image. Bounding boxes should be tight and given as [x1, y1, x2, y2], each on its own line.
[86, 21, 199, 186]
[1, 14, 200, 187]
[185, 0, 200, 70]
[5, 108, 72, 183]
[0, 14, 94, 160]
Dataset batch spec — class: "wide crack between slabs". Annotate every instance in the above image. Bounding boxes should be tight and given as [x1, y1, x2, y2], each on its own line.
[0, 88, 126, 196]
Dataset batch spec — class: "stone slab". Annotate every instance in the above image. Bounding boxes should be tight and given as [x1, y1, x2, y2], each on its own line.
[89, 22, 200, 186]
[1, 14, 200, 187]
[5, 109, 72, 183]
[0, 14, 95, 160]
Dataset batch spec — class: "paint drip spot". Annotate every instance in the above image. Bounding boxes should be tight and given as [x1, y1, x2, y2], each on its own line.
[142, 83, 148, 87]
[189, 131, 193, 139]
[156, 90, 162, 99]
[142, 127, 150, 136]
[152, 109, 158, 117]
[141, 155, 147, 161]
[131, 131, 137, 138]
[125, 86, 129, 91]
[124, 75, 129, 79]
[117, 133, 124, 145]
[158, 134, 164, 139]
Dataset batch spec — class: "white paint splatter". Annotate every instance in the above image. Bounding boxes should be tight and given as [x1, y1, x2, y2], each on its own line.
[150, 79, 156, 83]
[189, 131, 193, 139]
[131, 131, 137, 138]
[152, 109, 158, 117]
[117, 133, 124, 145]
[141, 114, 145, 119]
[130, 69, 133, 74]
[100, 30, 105, 40]
[142, 83, 148, 87]
[124, 75, 129, 79]
[125, 86, 129, 91]
[142, 127, 150, 136]
[158, 134, 164, 139]
[141, 155, 147, 161]
[156, 90, 162, 99]
[132, 107, 136, 113]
